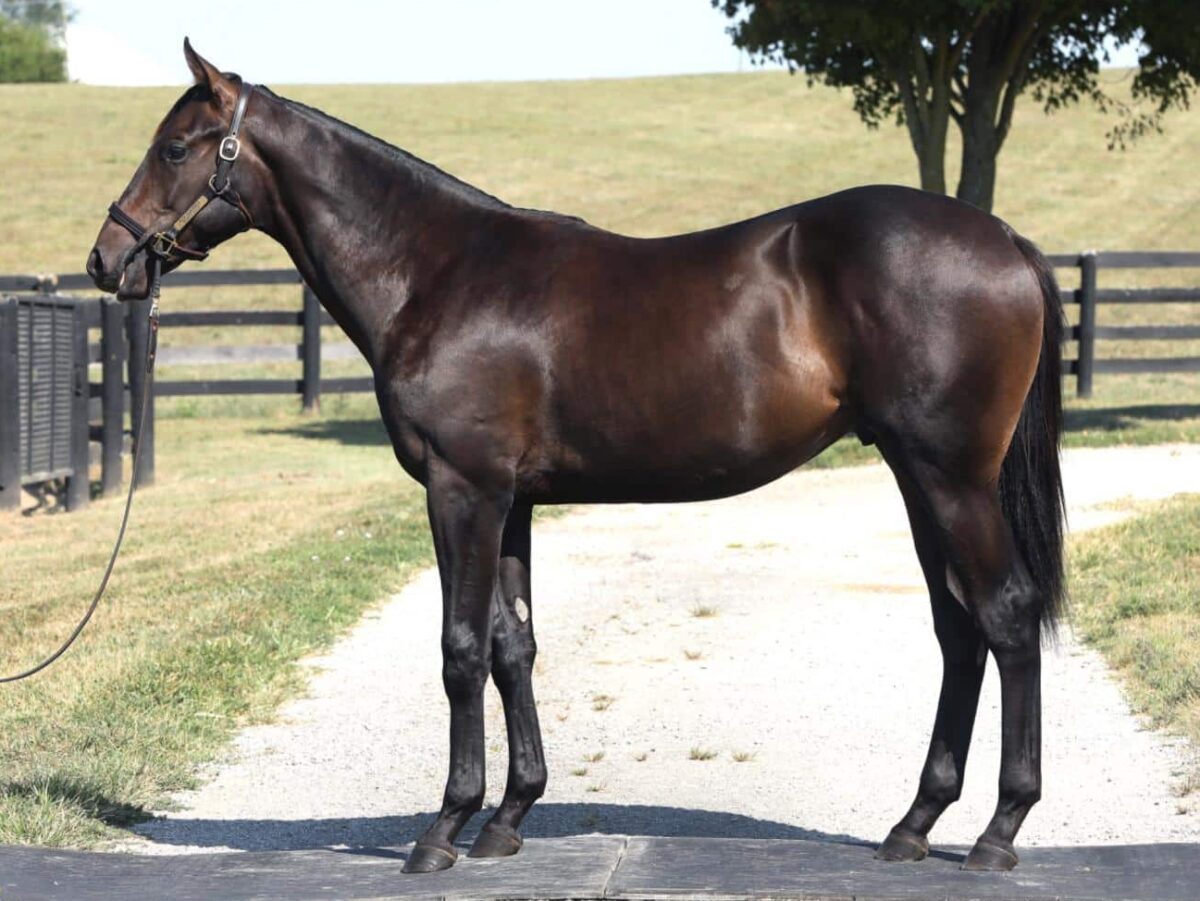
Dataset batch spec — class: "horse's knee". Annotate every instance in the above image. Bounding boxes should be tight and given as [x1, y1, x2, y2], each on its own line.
[492, 631, 536, 690]
[442, 632, 490, 699]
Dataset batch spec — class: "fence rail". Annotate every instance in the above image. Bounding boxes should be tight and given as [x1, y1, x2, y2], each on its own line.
[1045, 251, 1200, 396]
[2, 251, 1199, 511]
[0, 269, 373, 508]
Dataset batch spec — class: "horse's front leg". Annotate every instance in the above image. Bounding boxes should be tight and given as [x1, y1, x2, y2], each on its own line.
[469, 503, 547, 858]
[403, 461, 512, 875]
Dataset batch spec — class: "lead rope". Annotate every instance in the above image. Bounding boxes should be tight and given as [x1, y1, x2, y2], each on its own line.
[0, 260, 161, 683]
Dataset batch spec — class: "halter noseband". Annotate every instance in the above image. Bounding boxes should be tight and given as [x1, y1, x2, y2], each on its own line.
[107, 81, 256, 265]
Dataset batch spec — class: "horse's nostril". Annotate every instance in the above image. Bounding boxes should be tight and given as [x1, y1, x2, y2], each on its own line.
[87, 248, 105, 281]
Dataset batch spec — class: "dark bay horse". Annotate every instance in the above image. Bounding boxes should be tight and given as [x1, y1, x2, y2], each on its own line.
[87, 42, 1065, 873]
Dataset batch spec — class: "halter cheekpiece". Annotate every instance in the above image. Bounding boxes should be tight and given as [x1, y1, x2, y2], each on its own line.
[107, 81, 255, 264]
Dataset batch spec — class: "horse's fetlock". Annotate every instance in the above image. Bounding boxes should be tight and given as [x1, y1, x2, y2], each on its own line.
[920, 752, 963, 804]
[1000, 773, 1041, 809]
[513, 767, 548, 802]
[445, 785, 486, 817]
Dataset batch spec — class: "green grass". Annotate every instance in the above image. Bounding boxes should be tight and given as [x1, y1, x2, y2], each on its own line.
[0, 406, 431, 845]
[1071, 494, 1200, 786]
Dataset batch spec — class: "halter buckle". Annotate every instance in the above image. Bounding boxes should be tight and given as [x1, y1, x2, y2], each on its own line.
[151, 232, 208, 262]
[219, 135, 241, 162]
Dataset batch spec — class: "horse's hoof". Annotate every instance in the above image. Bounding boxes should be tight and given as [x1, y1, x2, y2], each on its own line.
[402, 842, 458, 874]
[962, 838, 1019, 871]
[468, 823, 523, 858]
[874, 828, 929, 862]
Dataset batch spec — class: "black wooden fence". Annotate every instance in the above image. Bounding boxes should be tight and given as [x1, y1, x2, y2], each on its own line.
[1, 250, 1198, 511]
[1048, 250, 1200, 397]
[0, 269, 371, 510]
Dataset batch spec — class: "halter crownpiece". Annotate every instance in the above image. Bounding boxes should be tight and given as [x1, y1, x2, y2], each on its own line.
[107, 80, 255, 266]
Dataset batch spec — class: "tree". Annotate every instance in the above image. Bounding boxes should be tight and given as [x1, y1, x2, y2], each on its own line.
[714, 1, 1200, 212]
[0, 0, 69, 83]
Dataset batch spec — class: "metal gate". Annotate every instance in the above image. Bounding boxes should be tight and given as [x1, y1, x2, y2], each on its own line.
[0, 295, 89, 511]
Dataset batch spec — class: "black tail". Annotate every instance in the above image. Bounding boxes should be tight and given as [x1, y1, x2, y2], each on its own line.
[1002, 232, 1066, 637]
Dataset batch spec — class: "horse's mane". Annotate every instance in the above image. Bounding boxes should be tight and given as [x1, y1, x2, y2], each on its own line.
[256, 85, 514, 213]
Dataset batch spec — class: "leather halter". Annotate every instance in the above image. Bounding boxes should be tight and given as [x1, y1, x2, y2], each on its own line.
[107, 81, 255, 265]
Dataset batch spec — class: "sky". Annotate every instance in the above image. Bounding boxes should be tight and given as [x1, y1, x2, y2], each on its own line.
[65, 0, 1143, 87]
[66, 0, 770, 86]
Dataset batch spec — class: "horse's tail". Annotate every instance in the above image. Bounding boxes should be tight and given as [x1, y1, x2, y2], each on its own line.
[1002, 232, 1066, 637]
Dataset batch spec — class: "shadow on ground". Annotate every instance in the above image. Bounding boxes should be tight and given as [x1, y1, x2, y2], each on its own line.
[1064, 404, 1200, 432]
[1, 776, 152, 828]
[260, 418, 390, 446]
[129, 803, 874, 854]
[265, 405, 1200, 450]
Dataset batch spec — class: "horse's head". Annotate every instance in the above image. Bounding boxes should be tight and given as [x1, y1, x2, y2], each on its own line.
[87, 39, 263, 300]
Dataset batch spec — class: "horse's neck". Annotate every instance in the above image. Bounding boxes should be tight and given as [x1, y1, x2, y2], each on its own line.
[252, 93, 496, 364]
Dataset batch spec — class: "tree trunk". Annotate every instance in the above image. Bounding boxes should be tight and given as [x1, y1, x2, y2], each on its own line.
[956, 107, 998, 212]
[892, 42, 952, 197]
[917, 113, 948, 195]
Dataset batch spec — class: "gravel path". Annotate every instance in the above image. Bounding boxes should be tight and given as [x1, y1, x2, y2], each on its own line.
[124, 445, 1200, 854]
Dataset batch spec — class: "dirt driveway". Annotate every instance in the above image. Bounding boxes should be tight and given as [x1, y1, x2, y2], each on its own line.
[127, 445, 1200, 854]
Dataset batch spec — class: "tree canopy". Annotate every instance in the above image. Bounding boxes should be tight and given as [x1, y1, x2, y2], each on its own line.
[715, 1, 1200, 211]
[0, 0, 69, 83]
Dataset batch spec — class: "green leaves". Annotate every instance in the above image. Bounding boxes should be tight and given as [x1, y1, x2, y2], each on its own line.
[714, 1, 1200, 209]
[0, 15, 66, 83]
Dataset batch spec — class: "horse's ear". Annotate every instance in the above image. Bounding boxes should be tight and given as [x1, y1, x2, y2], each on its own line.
[182, 38, 237, 109]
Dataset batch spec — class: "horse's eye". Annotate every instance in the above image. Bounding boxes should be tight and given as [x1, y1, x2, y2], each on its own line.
[163, 141, 188, 163]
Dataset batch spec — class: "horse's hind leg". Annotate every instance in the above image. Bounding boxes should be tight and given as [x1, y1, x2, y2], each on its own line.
[469, 503, 548, 858]
[877, 453, 1042, 871]
[876, 469, 988, 862]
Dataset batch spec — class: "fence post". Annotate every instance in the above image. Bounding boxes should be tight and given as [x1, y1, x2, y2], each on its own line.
[66, 302, 90, 511]
[301, 284, 321, 413]
[0, 297, 19, 511]
[100, 297, 125, 496]
[1077, 251, 1098, 398]
[127, 300, 155, 486]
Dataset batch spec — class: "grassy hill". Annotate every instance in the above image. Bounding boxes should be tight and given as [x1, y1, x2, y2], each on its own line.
[2, 71, 1199, 267]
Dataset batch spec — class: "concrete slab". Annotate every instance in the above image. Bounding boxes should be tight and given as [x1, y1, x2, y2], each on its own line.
[0, 836, 625, 901]
[607, 836, 1200, 901]
[3, 836, 1198, 901]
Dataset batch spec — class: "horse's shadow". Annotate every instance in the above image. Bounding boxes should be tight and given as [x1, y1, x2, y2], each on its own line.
[262, 403, 1200, 450]
[1063, 403, 1200, 432]
[259, 418, 389, 447]
[130, 802, 901, 857]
